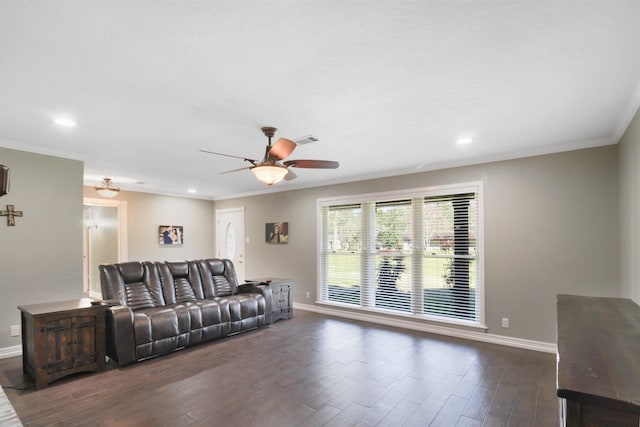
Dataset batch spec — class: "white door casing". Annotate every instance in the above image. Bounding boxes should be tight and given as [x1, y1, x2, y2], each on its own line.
[216, 207, 246, 283]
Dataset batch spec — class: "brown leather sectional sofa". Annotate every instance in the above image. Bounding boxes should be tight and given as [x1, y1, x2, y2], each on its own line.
[99, 258, 272, 365]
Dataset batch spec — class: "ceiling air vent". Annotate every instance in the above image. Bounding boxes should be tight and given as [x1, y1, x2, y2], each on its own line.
[293, 135, 319, 145]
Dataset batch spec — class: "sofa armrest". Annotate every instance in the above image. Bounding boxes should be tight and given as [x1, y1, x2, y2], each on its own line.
[104, 305, 137, 366]
[238, 282, 259, 292]
[95, 299, 121, 307]
[239, 282, 273, 325]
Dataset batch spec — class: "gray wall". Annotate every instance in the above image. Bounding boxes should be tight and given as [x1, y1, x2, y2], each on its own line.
[0, 147, 84, 349]
[83, 187, 215, 262]
[214, 145, 620, 343]
[619, 106, 640, 304]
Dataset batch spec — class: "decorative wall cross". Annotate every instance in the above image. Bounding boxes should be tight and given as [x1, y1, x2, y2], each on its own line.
[0, 204, 23, 226]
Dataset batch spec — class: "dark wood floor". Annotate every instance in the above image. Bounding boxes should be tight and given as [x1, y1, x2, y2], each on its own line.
[0, 310, 559, 426]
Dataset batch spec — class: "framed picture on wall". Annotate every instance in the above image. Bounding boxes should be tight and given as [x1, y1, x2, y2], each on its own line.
[265, 222, 288, 244]
[159, 225, 184, 245]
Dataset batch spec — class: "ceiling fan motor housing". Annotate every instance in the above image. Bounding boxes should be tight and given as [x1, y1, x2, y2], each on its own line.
[261, 127, 277, 139]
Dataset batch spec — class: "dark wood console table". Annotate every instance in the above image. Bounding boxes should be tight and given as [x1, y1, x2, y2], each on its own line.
[18, 299, 106, 389]
[556, 294, 640, 426]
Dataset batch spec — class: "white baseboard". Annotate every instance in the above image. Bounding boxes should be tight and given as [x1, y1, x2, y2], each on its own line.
[0, 346, 21, 360]
[293, 302, 556, 354]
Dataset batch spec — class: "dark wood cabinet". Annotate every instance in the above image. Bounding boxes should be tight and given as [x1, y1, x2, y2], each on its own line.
[556, 294, 640, 426]
[18, 299, 106, 389]
[270, 279, 292, 322]
[250, 278, 293, 323]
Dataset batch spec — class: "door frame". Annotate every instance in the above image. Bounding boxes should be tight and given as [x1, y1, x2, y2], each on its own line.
[82, 197, 128, 297]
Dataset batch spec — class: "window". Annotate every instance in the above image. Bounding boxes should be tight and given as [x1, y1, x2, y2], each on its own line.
[423, 193, 478, 320]
[322, 203, 362, 305]
[319, 183, 483, 325]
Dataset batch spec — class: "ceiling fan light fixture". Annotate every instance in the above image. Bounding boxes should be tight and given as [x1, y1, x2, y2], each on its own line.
[251, 165, 288, 186]
[95, 177, 120, 198]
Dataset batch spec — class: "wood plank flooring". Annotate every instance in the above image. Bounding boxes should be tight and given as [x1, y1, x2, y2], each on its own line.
[0, 310, 559, 426]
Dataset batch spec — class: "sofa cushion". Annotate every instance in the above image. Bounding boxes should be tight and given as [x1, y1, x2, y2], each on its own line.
[184, 299, 231, 344]
[125, 281, 155, 310]
[174, 277, 197, 303]
[133, 307, 183, 343]
[159, 261, 205, 304]
[226, 293, 265, 333]
[213, 275, 233, 297]
[100, 262, 164, 308]
[133, 306, 190, 359]
[119, 261, 144, 283]
[197, 258, 240, 298]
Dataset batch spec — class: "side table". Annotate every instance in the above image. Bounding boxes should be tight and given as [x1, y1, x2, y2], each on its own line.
[18, 298, 106, 389]
[249, 278, 293, 323]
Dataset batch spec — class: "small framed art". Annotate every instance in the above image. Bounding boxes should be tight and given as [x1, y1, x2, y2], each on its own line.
[265, 222, 288, 244]
[159, 225, 183, 245]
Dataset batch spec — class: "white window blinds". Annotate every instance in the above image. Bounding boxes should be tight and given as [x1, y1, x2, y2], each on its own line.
[322, 203, 362, 305]
[319, 184, 482, 325]
[423, 193, 478, 320]
[375, 200, 412, 312]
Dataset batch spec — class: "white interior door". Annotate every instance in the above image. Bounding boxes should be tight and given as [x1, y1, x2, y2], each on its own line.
[216, 207, 246, 283]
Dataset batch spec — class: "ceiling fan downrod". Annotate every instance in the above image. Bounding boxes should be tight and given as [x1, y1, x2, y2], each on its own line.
[261, 127, 277, 147]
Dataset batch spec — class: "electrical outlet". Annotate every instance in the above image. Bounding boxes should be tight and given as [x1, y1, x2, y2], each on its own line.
[501, 317, 510, 328]
[306, 291, 311, 299]
[10, 324, 20, 337]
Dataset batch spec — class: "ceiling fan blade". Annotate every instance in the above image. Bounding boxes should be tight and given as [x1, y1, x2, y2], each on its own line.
[283, 159, 339, 169]
[198, 149, 257, 164]
[268, 138, 296, 160]
[220, 166, 252, 175]
[284, 169, 297, 181]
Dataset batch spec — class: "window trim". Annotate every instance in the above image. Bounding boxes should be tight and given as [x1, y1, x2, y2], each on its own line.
[317, 181, 485, 328]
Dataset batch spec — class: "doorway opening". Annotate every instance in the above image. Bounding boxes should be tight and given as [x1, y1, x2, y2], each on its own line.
[83, 197, 128, 298]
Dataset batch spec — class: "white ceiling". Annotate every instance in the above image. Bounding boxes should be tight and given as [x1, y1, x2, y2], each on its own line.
[1, 1, 639, 200]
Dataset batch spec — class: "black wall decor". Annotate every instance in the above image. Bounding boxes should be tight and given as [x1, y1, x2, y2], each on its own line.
[0, 165, 9, 196]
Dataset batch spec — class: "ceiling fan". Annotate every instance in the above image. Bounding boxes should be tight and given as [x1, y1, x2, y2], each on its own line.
[199, 126, 339, 186]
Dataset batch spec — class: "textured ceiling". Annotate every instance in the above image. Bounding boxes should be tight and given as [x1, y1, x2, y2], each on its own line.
[1, 1, 639, 199]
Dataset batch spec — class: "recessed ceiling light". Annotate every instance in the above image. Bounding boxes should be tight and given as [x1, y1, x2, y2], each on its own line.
[187, 189, 197, 194]
[54, 117, 77, 127]
[457, 137, 473, 145]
